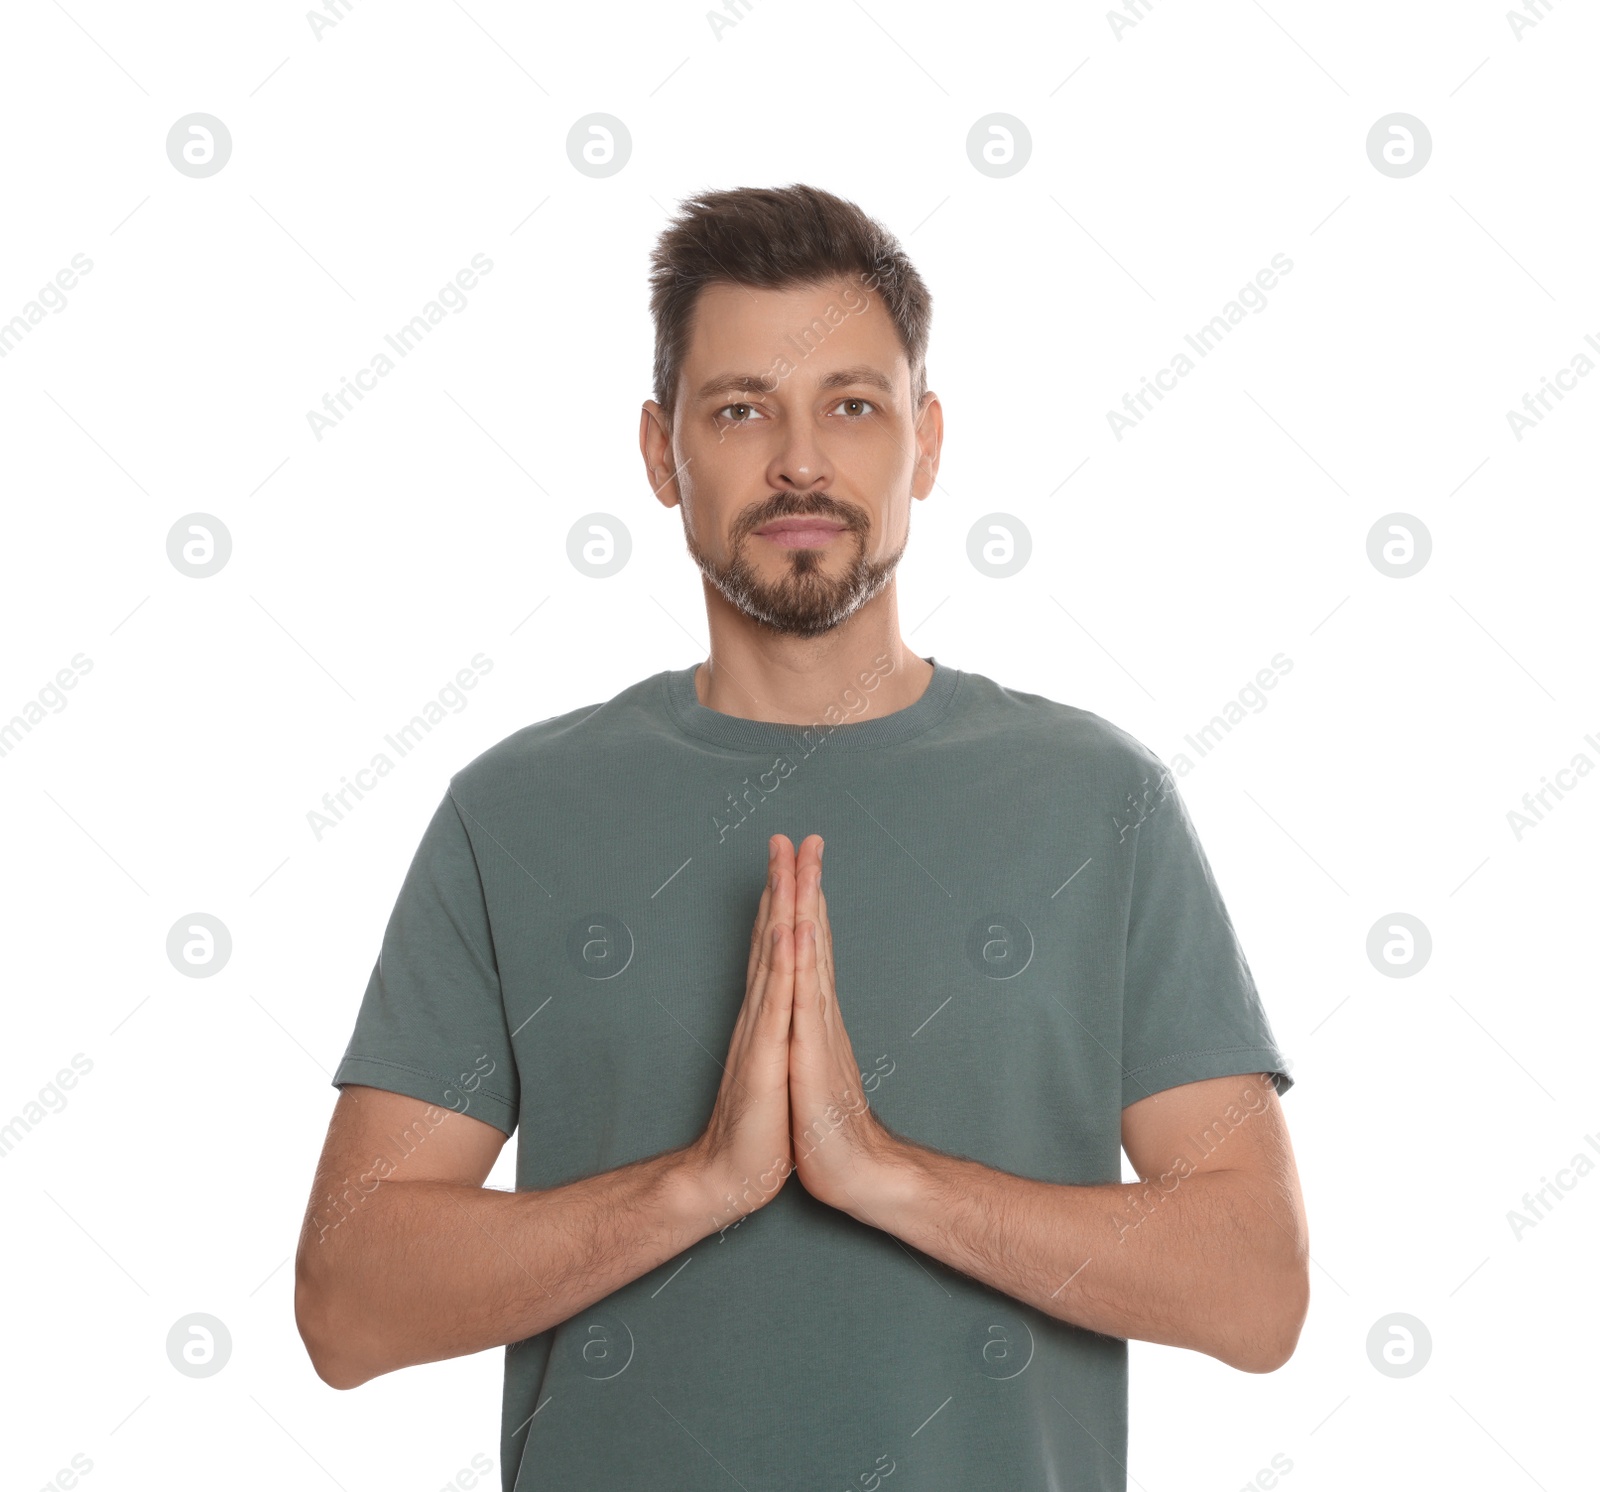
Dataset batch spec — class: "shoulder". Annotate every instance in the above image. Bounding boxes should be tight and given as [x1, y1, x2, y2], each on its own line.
[445, 669, 667, 801]
[954, 667, 1168, 793]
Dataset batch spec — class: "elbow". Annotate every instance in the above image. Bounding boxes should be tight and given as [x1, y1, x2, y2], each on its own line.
[1233, 1331, 1298, 1375]
[1233, 1255, 1310, 1374]
[294, 1247, 375, 1391]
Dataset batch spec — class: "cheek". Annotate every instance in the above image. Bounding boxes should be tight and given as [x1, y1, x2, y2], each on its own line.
[682, 431, 770, 498]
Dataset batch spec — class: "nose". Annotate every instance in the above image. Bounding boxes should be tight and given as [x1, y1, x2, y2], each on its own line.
[767, 421, 831, 495]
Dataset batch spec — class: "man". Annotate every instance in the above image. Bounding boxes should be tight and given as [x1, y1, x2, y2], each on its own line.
[295, 182, 1308, 1492]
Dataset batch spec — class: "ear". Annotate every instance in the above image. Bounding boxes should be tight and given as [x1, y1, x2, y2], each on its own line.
[640, 400, 683, 509]
[911, 391, 942, 501]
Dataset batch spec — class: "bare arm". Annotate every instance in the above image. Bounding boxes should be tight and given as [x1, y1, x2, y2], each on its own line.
[841, 1072, 1310, 1373]
[293, 1085, 715, 1389]
[296, 836, 803, 1389]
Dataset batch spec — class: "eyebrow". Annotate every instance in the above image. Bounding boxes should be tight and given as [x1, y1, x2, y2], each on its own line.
[695, 365, 896, 401]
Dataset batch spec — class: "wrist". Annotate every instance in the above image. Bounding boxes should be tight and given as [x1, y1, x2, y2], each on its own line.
[842, 1132, 928, 1226]
[672, 1145, 790, 1239]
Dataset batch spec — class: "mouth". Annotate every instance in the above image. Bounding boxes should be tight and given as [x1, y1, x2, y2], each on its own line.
[755, 518, 849, 549]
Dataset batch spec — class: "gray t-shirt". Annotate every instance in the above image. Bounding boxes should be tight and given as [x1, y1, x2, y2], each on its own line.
[332, 656, 1293, 1492]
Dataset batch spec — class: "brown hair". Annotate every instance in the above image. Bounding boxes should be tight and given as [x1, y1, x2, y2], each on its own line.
[647, 183, 933, 423]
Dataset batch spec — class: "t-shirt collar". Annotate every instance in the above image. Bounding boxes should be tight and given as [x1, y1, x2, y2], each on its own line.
[662, 655, 960, 752]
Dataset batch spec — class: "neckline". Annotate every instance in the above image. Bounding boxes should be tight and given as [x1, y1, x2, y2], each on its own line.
[662, 655, 960, 752]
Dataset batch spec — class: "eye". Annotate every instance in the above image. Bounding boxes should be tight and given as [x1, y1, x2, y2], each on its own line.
[831, 397, 876, 419]
[715, 402, 765, 423]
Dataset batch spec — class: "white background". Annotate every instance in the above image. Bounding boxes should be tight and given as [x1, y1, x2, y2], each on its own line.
[2, 0, 1596, 1488]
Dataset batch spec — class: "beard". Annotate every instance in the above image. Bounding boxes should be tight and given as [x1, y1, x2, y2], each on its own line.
[682, 495, 907, 640]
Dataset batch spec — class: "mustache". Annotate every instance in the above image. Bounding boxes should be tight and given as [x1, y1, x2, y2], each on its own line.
[737, 495, 866, 538]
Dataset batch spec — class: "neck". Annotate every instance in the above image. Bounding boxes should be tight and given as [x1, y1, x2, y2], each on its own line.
[693, 589, 933, 726]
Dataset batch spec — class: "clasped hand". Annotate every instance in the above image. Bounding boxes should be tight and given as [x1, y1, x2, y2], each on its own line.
[693, 832, 898, 1229]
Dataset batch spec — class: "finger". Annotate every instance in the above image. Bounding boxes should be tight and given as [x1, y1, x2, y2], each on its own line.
[746, 837, 781, 986]
[774, 838, 796, 932]
[769, 917, 796, 1023]
[755, 833, 791, 943]
[816, 879, 837, 992]
[746, 885, 772, 987]
[794, 834, 820, 946]
[792, 913, 820, 1021]
[747, 842, 797, 1046]
[746, 843, 776, 982]
[810, 920, 829, 1020]
[759, 848, 796, 1013]
[807, 847, 836, 1022]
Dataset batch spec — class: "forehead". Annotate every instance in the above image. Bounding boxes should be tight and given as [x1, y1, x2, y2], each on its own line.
[680, 276, 906, 393]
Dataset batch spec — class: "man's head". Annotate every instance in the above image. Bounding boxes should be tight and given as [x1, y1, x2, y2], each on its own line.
[640, 184, 940, 641]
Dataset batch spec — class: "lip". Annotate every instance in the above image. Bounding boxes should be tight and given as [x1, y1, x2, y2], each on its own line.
[756, 517, 848, 536]
[756, 519, 848, 550]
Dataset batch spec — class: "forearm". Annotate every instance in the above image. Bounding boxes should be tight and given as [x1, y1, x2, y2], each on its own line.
[296, 1145, 715, 1388]
[849, 1143, 1307, 1372]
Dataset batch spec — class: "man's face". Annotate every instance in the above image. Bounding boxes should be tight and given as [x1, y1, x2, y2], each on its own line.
[643, 276, 940, 640]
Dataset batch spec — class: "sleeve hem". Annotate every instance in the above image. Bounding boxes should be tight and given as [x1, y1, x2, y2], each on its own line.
[1122, 1045, 1294, 1108]
[332, 1054, 517, 1138]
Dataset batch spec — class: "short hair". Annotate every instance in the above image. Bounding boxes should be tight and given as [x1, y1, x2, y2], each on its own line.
[647, 183, 933, 423]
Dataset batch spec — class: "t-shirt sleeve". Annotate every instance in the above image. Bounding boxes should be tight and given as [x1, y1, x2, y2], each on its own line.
[331, 786, 520, 1136]
[1119, 762, 1293, 1108]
